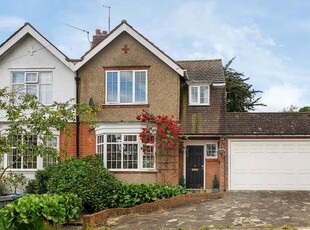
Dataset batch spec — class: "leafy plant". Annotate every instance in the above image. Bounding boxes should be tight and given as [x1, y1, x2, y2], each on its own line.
[212, 175, 219, 189]
[0, 193, 82, 230]
[0, 87, 96, 180]
[26, 166, 55, 194]
[116, 184, 186, 208]
[3, 171, 28, 194]
[46, 156, 122, 213]
[0, 179, 7, 195]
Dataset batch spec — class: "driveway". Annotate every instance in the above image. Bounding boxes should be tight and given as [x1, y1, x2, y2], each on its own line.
[106, 191, 310, 229]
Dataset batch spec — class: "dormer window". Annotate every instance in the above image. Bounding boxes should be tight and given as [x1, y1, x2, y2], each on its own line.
[189, 85, 210, 105]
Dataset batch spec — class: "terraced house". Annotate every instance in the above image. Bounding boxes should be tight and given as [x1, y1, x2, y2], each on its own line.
[1, 20, 310, 191]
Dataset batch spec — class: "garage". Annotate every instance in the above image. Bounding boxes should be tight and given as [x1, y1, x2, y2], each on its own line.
[229, 140, 310, 190]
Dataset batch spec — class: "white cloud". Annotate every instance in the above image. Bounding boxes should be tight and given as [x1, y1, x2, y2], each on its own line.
[257, 84, 303, 112]
[0, 16, 24, 30]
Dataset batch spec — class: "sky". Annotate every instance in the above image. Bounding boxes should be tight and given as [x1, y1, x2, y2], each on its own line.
[0, 0, 310, 112]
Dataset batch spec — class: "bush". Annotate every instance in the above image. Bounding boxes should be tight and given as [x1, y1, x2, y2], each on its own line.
[26, 166, 55, 194]
[0, 180, 7, 196]
[47, 156, 122, 213]
[0, 193, 81, 230]
[212, 175, 219, 189]
[116, 184, 186, 208]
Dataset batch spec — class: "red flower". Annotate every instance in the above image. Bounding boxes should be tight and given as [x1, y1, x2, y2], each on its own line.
[167, 142, 174, 149]
[136, 115, 141, 120]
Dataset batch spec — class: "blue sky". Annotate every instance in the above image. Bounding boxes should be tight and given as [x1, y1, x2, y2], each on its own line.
[1, 0, 310, 112]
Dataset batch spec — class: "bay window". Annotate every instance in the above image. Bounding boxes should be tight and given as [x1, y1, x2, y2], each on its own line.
[96, 133, 155, 170]
[106, 70, 147, 104]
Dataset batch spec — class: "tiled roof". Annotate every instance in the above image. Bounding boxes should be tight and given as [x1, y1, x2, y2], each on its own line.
[177, 59, 225, 83]
[223, 112, 310, 135]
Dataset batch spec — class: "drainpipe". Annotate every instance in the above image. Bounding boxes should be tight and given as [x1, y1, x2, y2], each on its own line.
[75, 72, 80, 158]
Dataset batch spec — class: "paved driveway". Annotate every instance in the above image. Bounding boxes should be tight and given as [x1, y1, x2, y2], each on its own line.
[106, 191, 310, 229]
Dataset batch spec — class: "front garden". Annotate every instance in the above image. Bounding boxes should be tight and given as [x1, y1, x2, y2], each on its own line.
[0, 156, 186, 229]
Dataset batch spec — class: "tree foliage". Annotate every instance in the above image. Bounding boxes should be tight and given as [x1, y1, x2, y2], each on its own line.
[299, 106, 310, 112]
[224, 58, 265, 112]
[0, 87, 95, 179]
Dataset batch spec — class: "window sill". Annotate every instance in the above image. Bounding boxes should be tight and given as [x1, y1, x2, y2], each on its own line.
[109, 170, 157, 173]
[102, 104, 150, 109]
[188, 104, 210, 107]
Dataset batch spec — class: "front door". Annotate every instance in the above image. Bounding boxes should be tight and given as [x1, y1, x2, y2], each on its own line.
[186, 146, 204, 188]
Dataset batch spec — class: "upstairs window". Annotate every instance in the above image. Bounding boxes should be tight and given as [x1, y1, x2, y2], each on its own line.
[189, 85, 210, 105]
[106, 70, 147, 104]
[12, 71, 53, 105]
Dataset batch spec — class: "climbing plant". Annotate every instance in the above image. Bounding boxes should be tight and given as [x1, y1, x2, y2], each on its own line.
[136, 110, 182, 183]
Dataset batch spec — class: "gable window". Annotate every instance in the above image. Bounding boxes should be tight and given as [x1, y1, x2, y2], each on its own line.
[12, 71, 53, 105]
[189, 85, 210, 105]
[206, 143, 217, 158]
[96, 133, 155, 170]
[106, 70, 147, 104]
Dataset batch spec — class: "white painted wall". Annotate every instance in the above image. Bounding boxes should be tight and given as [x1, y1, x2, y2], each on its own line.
[0, 34, 75, 121]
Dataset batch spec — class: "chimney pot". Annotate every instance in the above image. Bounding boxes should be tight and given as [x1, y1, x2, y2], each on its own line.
[95, 29, 102, 35]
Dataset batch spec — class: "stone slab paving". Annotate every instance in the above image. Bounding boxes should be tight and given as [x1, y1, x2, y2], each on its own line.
[105, 191, 310, 229]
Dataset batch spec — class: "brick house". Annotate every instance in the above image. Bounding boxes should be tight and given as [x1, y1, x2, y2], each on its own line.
[2, 20, 310, 191]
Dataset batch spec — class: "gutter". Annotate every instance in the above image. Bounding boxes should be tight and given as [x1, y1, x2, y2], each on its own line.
[74, 71, 80, 158]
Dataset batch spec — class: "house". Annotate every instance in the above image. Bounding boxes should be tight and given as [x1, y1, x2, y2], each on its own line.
[0, 23, 77, 179]
[2, 20, 310, 191]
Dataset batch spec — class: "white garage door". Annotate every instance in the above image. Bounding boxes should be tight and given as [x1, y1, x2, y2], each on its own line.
[230, 140, 310, 190]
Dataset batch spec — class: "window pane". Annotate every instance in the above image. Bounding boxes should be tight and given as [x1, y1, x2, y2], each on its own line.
[40, 72, 52, 84]
[123, 143, 138, 169]
[120, 71, 133, 103]
[107, 72, 118, 103]
[200, 86, 209, 104]
[135, 71, 146, 102]
[143, 146, 155, 169]
[40, 85, 52, 104]
[26, 85, 38, 96]
[190, 86, 198, 103]
[25, 72, 38, 82]
[12, 72, 24, 83]
[206, 144, 217, 158]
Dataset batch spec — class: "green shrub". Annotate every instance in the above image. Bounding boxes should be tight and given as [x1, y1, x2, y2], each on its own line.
[116, 184, 186, 208]
[212, 175, 219, 189]
[26, 166, 55, 194]
[0, 180, 7, 195]
[0, 193, 81, 230]
[47, 156, 122, 213]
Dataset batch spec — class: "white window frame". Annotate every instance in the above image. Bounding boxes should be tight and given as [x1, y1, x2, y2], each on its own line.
[1, 127, 59, 171]
[105, 70, 148, 105]
[95, 124, 156, 171]
[25, 72, 39, 83]
[206, 143, 218, 159]
[189, 84, 210, 105]
[11, 71, 53, 105]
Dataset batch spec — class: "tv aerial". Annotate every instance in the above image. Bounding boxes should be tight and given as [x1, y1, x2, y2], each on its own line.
[63, 23, 91, 48]
[102, 4, 111, 32]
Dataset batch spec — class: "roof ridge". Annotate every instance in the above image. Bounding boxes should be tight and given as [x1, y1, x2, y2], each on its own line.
[176, 59, 222, 62]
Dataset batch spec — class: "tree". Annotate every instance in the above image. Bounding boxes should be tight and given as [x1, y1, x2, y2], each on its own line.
[224, 58, 265, 112]
[299, 106, 310, 112]
[0, 87, 95, 179]
[282, 104, 299, 112]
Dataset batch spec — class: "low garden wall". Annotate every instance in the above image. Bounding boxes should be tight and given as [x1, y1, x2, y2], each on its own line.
[83, 192, 223, 228]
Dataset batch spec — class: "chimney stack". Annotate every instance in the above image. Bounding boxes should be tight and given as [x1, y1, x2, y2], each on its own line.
[91, 29, 108, 48]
